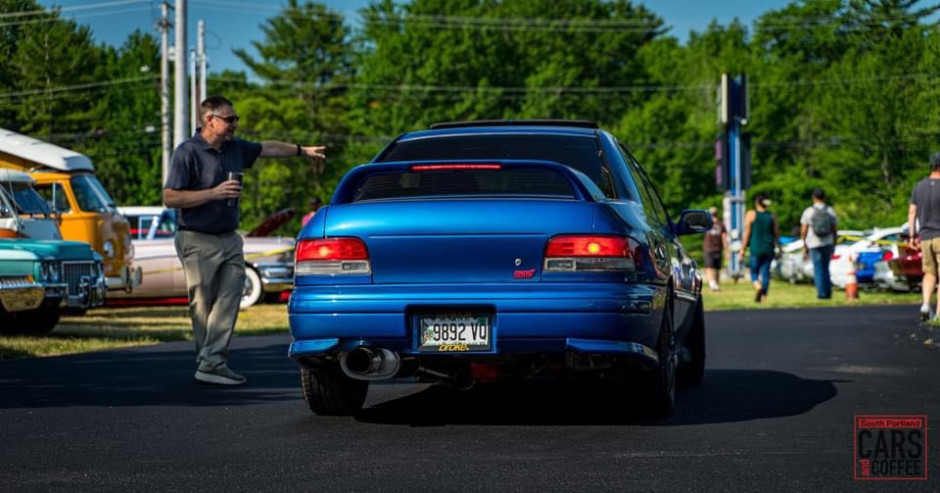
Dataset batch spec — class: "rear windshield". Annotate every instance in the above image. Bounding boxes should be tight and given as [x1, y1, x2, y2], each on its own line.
[353, 168, 575, 202]
[378, 134, 614, 197]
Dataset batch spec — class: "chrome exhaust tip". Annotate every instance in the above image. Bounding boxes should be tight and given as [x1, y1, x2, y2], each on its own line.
[339, 347, 400, 381]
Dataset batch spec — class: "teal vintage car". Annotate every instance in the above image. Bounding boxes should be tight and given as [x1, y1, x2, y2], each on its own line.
[0, 238, 106, 335]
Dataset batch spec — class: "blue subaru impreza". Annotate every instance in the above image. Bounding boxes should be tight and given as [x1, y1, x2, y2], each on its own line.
[288, 120, 710, 416]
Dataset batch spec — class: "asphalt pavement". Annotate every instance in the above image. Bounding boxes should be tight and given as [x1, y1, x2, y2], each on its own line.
[1, 304, 938, 491]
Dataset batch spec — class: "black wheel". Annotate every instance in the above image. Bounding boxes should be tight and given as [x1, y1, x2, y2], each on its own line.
[678, 298, 705, 386]
[0, 307, 61, 336]
[638, 296, 677, 417]
[300, 363, 369, 415]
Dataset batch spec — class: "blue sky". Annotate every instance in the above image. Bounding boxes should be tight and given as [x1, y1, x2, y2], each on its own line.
[40, 0, 792, 75]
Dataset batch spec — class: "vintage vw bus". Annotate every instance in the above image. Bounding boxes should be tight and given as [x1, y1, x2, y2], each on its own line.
[0, 127, 139, 292]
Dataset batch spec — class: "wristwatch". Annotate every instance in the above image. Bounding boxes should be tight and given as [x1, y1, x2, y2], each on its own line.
[295, 143, 302, 156]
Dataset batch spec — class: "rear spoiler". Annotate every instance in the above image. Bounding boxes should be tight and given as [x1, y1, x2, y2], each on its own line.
[331, 159, 606, 205]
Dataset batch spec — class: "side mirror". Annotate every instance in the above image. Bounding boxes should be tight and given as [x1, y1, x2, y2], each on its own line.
[674, 209, 712, 236]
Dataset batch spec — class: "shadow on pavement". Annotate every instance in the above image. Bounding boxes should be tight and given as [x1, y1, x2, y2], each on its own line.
[0, 338, 299, 409]
[355, 369, 841, 426]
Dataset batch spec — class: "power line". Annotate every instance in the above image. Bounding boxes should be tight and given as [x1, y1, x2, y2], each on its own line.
[0, 0, 149, 19]
[0, 76, 154, 99]
[0, 5, 152, 28]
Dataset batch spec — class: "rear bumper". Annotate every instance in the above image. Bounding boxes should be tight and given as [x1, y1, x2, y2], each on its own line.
[288, 282, 664, 359]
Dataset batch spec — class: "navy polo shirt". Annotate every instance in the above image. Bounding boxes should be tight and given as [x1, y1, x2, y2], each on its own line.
[164, 131, 263, 234]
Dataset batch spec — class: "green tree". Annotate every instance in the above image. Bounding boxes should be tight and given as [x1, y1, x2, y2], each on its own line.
[84, 31, 162, 206]
[231, 0, 353, 233]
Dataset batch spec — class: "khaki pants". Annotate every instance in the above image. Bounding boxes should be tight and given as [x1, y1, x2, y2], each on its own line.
[175, 230, 245, 371]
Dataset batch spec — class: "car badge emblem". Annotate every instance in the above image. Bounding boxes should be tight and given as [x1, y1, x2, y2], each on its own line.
[513, 269, 536, 279]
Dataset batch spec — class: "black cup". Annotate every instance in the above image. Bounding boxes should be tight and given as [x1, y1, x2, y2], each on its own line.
[226, 171, 244, 207]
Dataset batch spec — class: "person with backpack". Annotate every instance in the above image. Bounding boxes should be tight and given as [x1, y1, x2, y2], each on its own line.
[800, 188, 838, 299]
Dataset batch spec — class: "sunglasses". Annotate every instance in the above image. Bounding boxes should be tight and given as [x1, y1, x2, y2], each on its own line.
[212, 114, 240, 124]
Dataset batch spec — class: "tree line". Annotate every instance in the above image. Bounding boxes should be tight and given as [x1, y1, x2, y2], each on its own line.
[1, 0, 937, 237]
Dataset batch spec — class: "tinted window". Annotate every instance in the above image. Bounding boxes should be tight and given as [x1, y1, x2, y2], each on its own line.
[127, 215, 155, 240]
[353, 169, 575, 202]
[618, 145, 658, 215]
[34, 183, 71, 212]
[155, 210, 178, 238]
[379, 134, 615, 197]
[71, 175, 116, 213]
[618, 144, 669, 224]
[3, 182, 51, 215]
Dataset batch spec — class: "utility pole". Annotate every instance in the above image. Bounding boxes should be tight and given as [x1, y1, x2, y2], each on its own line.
[717, 73, 750, 280]
[190, 20, 206, 131]
[190, 47, 197, 132]
[159, 1, 172, 185]
[198, 19, 206, 106]
[173, 0, 187, 149]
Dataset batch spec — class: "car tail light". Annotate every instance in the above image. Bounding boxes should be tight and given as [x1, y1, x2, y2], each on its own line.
[410, 163, 502, 171]
[543, 235, 642, 272]
[295, 238, 371, 275]
[882, 250, 894, 262]
[831, 254, 841, 261]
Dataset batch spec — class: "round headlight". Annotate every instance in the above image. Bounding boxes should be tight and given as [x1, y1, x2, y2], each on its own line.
[103, 240, 115, 258]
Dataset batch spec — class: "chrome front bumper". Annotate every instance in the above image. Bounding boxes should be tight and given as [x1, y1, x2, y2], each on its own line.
[256, 262, 294, 293]
[0, 278, 50, 312]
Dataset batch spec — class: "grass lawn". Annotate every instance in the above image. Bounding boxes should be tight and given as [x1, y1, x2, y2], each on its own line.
[0, 281, 924, 360]
[703, 279, 921, 311]
[0, 304, 289, 360]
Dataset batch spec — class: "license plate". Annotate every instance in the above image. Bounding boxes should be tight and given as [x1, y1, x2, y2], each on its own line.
[418, 313, 491, 352]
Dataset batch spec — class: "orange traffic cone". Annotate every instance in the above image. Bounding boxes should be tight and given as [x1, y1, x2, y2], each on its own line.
[845, 252, 859, 301]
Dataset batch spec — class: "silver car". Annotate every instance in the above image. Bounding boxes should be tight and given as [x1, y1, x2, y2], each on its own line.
[109, 206, 294, 308]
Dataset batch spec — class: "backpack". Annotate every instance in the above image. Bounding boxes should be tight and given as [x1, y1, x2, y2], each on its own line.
[810, 207, 834, 237]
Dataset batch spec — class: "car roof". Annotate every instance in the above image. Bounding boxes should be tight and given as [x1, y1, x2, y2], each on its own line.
[396, 124, 600, 142]
[118, 206, 165, 217]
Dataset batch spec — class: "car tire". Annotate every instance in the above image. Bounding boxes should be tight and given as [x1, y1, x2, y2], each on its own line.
[678, 298, 705, 386]
[300, 363, 369, 415]
[240, 267, 263, 310]
[0, 307, 61, 336]
[637, 294, 677, 418]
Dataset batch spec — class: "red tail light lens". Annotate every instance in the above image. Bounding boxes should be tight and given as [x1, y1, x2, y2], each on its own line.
[831, 254, 841, 261]
[544, 235, 642, 272]
[882, 250, 894, 262]
[545, 236, 629, 257]
[296, 238, 368, 260]
[295, 238, 370, 275]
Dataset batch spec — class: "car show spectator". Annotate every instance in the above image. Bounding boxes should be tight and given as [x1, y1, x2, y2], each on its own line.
[739, 193, 780, 303]
[703, 206, 728, 292]
[909, 152, 940, 332]
[800, 188, 838, 299]
[163, 95, 326, 386]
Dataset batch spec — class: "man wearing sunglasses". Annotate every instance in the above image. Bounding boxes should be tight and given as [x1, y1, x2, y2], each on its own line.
[163, 95, 326, 386]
